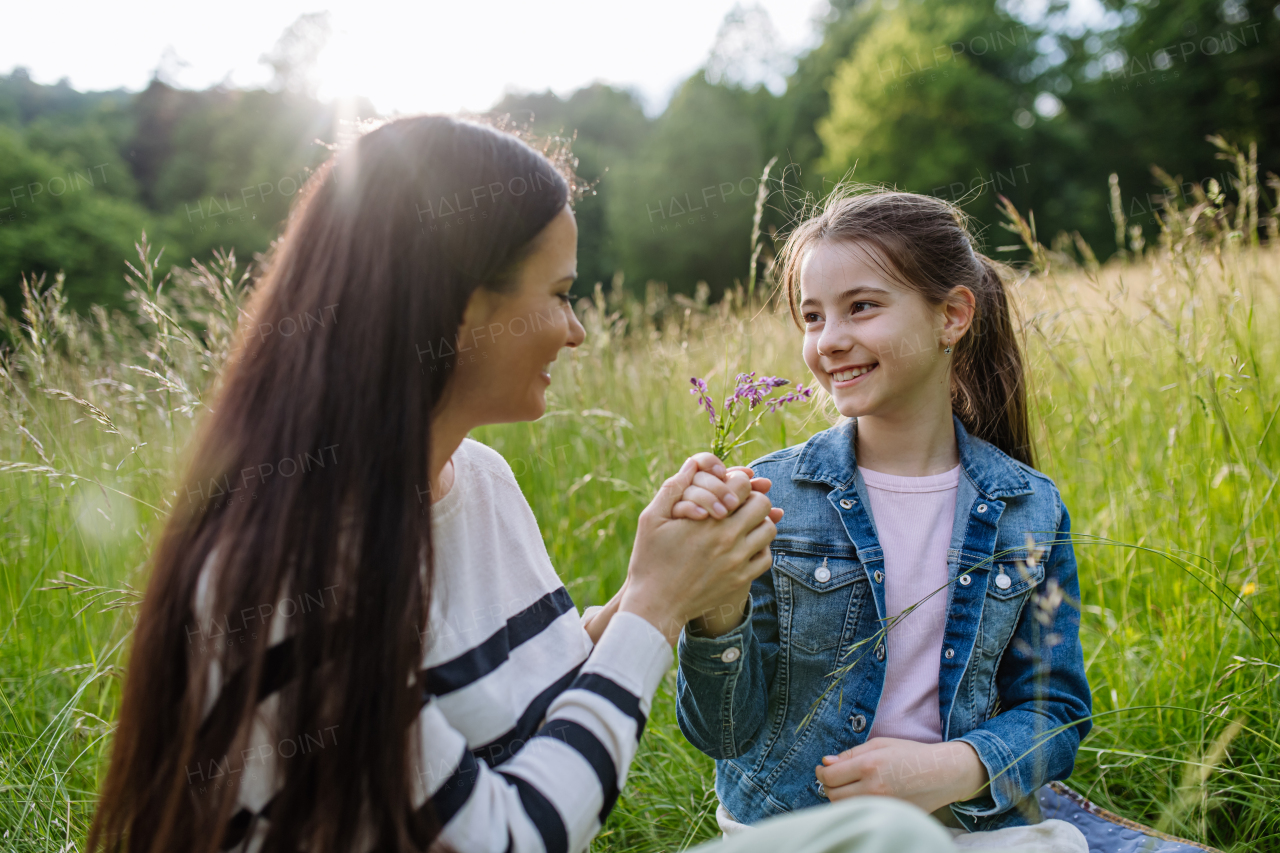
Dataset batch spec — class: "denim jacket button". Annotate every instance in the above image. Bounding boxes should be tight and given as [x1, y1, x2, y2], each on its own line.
[874, 570, 884, 584]
[959, 574, 971, 586]
[874, 644, 885, 661]
[850, 714, 867, 733]
[945, 648, 955, 659]
[816, 780, 828, 798]
[840, 499, 853, 509]
[977, 504, 988, 513]
[995, 572, 1012, 590]
[720, 646, 741, 663]
[815, 567, 831, 582]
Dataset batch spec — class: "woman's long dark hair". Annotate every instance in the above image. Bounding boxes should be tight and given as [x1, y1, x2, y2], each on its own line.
[777, 188, 1036, 467]
[88, 117, 571, 853]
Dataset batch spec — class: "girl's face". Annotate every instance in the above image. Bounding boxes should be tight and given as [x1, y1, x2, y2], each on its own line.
[798, 239, 970, 421]
[448, 204, 585, 425]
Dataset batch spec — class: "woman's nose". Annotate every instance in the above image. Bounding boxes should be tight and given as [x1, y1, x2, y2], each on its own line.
[565, 304, 586, 349]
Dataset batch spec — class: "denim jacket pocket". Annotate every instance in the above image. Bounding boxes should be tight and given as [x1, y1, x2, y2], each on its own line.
[979, 558, 1046, 655]
[985, 558, 1046, 600]
[772, 552, 863, 654]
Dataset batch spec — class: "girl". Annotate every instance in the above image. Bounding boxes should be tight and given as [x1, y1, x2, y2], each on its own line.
[674, 190, 1092, 846]
[86, 119, 957, 853]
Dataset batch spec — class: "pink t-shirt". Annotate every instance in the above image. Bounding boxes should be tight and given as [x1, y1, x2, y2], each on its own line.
[858, 463, 960, 743]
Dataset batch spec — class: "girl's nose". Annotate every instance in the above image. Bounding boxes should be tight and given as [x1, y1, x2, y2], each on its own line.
[817, 319, 852, 357]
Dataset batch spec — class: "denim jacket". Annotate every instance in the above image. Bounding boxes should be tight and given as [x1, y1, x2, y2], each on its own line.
[676, 416, 1091, 832]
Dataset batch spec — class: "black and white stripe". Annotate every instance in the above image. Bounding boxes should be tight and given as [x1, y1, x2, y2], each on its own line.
[422, 587, 577, 697]
[415, 642, 655, 853]
[205, 438, 673, 853]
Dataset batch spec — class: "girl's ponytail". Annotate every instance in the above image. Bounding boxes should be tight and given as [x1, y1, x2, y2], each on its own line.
[778, 187, 1036, 468]
[951, 253, 1035, 468]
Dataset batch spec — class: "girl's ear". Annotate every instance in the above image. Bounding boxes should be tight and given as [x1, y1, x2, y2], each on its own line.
[940, 285, 977, 347]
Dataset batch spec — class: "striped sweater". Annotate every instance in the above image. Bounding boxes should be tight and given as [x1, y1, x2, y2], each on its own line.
[194, 438, 674, 853]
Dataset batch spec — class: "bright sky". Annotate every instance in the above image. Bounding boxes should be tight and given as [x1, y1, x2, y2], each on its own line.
[2, 0, 828, 116]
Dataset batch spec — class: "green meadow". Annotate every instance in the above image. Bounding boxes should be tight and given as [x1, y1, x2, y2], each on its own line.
[2, 165, 1278, 851]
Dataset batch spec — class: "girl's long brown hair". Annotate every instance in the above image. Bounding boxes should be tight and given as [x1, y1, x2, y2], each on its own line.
[88, 117, 570, 853]
[777, 188, 1036, 467]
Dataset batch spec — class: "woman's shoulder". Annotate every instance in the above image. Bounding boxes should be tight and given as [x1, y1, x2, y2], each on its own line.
[457, 437, 520, 485]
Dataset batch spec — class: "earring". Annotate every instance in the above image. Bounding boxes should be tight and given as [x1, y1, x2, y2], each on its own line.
[944, 344, 952, 354]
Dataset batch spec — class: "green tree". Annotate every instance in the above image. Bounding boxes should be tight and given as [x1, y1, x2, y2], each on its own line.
[816, 0, 1041, 244]
[0, 127, 150, 312]
[605, 75, 764, 297]
[491, 84, 651, 291]
[1049, 0, 1279, 252]
[147, 86, 355, 264]
[764, 0, 880, 190]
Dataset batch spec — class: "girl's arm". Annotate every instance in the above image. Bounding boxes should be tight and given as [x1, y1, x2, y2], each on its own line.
[675, 568, 780, 759]
[582, 579, 626, 645]
[950, 499, 1092, 819]
[816, 738, 988, 815]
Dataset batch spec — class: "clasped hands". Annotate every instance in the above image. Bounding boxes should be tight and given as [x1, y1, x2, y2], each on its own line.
[608, 454, 777, 647]
[668, 454, 779, 639]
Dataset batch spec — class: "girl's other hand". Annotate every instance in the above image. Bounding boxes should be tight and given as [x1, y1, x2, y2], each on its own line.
[673, 459, 783, 523]
[815, 738, 988, 815]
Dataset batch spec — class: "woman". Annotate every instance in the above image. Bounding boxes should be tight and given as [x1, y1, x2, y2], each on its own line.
[87, 116, 961, 853]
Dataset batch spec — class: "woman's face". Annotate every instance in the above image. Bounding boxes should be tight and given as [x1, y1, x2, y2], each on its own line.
[799, 239, 965, 421]
[448, 204, 585, 426]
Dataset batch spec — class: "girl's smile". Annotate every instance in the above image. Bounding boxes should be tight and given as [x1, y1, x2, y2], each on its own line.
[828, 363, 878, 386]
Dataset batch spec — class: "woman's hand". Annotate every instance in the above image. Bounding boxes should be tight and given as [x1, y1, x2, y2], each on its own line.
[815, 738, 989, 815]
[619, 456, 777, 645]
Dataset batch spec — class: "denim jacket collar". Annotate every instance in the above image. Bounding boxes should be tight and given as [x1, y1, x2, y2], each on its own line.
[792, 414, 1033, 500]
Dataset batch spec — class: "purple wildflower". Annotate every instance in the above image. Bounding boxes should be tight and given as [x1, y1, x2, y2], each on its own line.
[726, 372, 791, 410]
[767, 383, 814, 413]
[690, 371, 812, 461]
[689, 377, 716, 426]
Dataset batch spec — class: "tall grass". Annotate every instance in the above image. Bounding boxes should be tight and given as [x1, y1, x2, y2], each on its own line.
[1, 148, 1278, 852]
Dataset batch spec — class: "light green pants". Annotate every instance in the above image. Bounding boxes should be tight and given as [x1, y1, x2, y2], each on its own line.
[686, 797, 956, 853]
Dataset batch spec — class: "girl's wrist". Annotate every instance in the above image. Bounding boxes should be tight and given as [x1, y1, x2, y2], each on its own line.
[687, 588, 750, 639]
[583, 581, 628, 644]
[940, 741, 988, 805]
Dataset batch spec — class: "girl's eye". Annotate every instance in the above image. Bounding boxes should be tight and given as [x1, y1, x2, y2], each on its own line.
[556, 292, 573, 304]
[851, 301, 876, 314]
[803, 312, 822, 324]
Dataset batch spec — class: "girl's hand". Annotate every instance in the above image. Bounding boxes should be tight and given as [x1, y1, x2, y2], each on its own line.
[620, 457, 777, 645]
[815, 738, 988, 815]
[672, 459, 784, 523]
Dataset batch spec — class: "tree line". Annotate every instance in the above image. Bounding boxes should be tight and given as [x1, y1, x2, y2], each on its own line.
[0, 0, 1275, 315]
